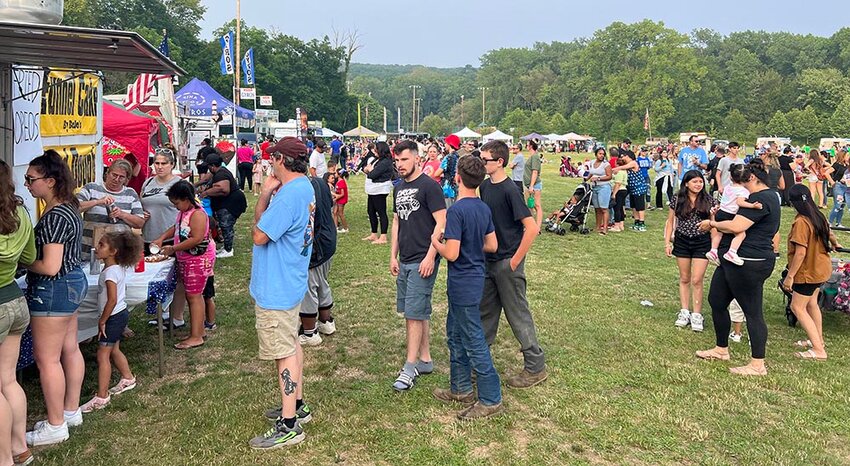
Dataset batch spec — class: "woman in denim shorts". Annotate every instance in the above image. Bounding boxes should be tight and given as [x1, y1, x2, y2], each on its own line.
[0, 161, 37, 463]
[23, 151, 88, 446]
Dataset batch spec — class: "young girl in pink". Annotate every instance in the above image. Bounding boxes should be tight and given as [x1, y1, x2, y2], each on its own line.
[152, 180, 216, 349]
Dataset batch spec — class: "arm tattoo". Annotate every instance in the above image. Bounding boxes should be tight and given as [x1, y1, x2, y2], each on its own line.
[281, 368, 297, 396]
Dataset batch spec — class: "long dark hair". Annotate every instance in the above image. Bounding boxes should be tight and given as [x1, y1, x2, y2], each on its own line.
[747, 158, 771, 185]
[675, 170, 713, 220]
[375, 141, 392, 160]
[29, 150, 79, 208]
[0, 160, 23, 234]
[789, 184, 832, 252]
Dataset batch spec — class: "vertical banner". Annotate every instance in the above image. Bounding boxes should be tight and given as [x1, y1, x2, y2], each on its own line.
[242, 48, 255, 86]
[40, 70, 99, 137]
[11, 67, 43, 165]
[220, 31, 235, 75]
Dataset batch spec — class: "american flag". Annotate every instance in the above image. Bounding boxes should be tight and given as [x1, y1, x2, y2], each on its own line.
[123, 33, 172, 111]
[644, 108, 650, 131]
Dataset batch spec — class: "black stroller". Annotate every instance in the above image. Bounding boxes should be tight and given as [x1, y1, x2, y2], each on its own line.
[778, 245, 850, 327]
[543, 182, 592, 235]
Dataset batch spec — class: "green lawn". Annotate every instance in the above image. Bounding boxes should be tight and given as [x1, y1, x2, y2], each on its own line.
[24, 156, 850, 465]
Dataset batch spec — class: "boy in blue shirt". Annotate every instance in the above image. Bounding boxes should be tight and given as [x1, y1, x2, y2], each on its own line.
[636, 147, 653, 208]
[677, 135, 708, 180]
[431, 156, 503, 420]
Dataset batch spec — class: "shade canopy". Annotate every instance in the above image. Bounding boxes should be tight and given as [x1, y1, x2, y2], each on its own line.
[521, 132, 546, 141]
[453, 127, 482, 139]
[544, 133, 566, 141]
[343, 126, 379, 137]
[562, 132, 589, 141]
[102, 100, 159, 179]
[482, 130, 514, 142]
[315, 127, 343, 138]
[0, 21, 184, 75]
[175, 78, 254, 120]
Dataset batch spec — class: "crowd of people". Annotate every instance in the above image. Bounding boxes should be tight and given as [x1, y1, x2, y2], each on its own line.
[1, 127, 849, 460]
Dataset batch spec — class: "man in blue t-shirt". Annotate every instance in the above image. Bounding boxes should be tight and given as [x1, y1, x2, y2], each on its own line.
[431, 155, 503, 420]
[329, 135, 342, 157]
[677, 135, 708, 180]
[249, 137, 315, 450]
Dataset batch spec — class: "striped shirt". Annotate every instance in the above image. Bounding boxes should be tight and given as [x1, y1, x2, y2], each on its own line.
[28, 203, 83, 281]
[76, 183, 144, 256]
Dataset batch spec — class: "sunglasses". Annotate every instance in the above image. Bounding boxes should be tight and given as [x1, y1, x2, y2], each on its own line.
[481, 158, 500, 164]
[24, 175, 47, 185]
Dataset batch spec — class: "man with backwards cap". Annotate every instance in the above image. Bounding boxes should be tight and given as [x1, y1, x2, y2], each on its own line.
[249, 137, 315, 450]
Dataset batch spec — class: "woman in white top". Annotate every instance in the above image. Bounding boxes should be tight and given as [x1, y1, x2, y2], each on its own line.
[587, 147, 613, 235]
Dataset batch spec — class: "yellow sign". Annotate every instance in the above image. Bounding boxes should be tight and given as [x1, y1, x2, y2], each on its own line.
[43, 144, 97, 189]
[40, 70, 99, 137]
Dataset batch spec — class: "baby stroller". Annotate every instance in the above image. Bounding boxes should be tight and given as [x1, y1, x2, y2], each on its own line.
[543, 182, 592, 235]
[779, 246, 850, 327]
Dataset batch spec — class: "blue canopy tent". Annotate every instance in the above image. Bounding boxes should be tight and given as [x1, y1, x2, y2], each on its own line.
[175, 78, 254, 120]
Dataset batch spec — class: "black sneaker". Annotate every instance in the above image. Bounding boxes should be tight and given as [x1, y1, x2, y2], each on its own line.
[248, 419, 305, 450]
[264, 403, 312, 424]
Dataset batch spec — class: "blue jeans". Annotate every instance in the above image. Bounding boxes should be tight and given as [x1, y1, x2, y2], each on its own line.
[446, 299, 501, 406]
[830, 183, 847, 225]
[26, 267, 88, 317]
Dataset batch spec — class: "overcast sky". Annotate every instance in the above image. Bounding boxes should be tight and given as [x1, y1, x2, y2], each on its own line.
[199, 0, 847, 68]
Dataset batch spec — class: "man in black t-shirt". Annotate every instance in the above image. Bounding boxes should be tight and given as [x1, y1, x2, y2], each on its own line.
[297, 175, 339, 347]
[201, 154, 246, 257]
[389, 140, 446, 392]
[196, 138, 217, 184]
[478, 140, 547, 389]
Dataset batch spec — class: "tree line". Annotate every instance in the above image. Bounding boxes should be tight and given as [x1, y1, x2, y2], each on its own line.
[61, 2, 850, 143]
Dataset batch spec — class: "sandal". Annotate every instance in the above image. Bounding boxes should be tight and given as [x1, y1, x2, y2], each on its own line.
[729, 365, 767, 376]
[391, 370, 418, 392]
[795, 349, 827, 361]
[695, 349, 730, 361]
[793, 339, 813, 349]
[174, 341, 204, 350]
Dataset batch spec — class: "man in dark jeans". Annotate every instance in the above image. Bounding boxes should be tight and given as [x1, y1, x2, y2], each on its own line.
[201, 154, 246, 258]
[478, 140, 548, 388]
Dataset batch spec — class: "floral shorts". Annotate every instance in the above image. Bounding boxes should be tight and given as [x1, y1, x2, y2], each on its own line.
[177, 256, 215, 295]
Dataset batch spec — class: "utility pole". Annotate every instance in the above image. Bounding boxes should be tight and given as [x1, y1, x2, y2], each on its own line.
[415, 98, 422, 131]
[460, 94, 464, 128]
[232, 0, 241, 139]
[477, 86, 489, 126]
[408, 85, 420, 132]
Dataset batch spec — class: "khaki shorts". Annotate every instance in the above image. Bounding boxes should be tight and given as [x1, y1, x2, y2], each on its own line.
[0, 296, 31, 342]
[255, 304, 300, 360]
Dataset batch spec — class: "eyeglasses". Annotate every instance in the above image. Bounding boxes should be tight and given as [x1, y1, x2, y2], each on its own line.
[108, 172, 128, 180]
[24, 175, 46, 185]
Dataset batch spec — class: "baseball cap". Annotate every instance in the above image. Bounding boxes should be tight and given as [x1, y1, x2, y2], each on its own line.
[445, 134, 461, 150]
[205, 153, 223, 166]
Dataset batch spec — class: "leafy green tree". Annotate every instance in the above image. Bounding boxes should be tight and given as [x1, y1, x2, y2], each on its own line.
[766, 111, 792, 136]
[419, 115, 452, 138]
[789, 106, 822, 144]
[722, 109, 749, 141]
[499, 108, 531, 136]
[797, 68, 849, 115]
[548, 113, 569, 134]
[828, 97, 850, 136]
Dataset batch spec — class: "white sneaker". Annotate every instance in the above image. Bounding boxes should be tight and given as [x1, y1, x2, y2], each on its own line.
[729, 332, 743, 343]
[316, 320, 336, 335]
[26, 421, 69, 446]
[723, 250, 744, 266]
[216, 249, 234, 258]
[299, 333, 323, 347]
[690, 313, 704, 332]
[674, 309, 691, 328]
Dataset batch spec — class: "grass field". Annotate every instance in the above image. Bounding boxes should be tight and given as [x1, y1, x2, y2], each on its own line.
[22, 155, 850, 465]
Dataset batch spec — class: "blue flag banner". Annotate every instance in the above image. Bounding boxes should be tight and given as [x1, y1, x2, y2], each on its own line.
[219, 31, 235, 75]
[242, 48, 255, 86]
[159, 31, 170, 58]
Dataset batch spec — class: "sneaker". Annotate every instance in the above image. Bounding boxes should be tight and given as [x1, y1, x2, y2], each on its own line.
[675, 309, 691, 328]
[26, 421, 68, 446]
[64, 408, 82, 427]
[13, 449, 34, 466]
[148, 312, 170, 326]
[432, 388, 475, 405]
[80, 395, 111, 413]
[156, 319, 186, 331]
[264, 403, 313, 424]
[316, 320, 336, 335]
[204, 321, 218, 331]
[299, 332, 322, 347]
[690, 312, 704, 332]
[637, 224, 647, 232]
[835, 224, 846, 229]
[723, 250, 744, 266]
[109, 377, 137, 395]
[216, 249, 234, 258]
[457, 401, 504, 420]
[248, 419, 305, 450]
[505, 367, 548, 389]
[705, 250, 720, 266]
[729, 332, 743, 343]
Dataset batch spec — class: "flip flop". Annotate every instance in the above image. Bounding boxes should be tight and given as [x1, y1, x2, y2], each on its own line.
[795, 349, 827, 361]
[174, 342, 204, 350]
[695, 349, 730, 361]
[729, 365, 767, 376]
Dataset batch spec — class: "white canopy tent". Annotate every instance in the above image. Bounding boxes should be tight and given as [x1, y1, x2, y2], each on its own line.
[482, 130, 514, 143]
[562, 132, 589, 141]
[453, 127, 482, 139]
[315, 127, 343, 138]
[544, 133, 567, 141]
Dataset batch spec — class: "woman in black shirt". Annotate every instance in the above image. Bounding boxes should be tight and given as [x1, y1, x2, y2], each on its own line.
[24, 151, 88, 444]
[695, 159, 781, 376]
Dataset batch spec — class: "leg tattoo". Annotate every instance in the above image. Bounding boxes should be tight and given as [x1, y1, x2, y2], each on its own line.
[281, 368, 298, 396]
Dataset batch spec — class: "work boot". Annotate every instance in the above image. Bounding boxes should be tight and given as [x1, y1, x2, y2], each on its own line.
[432, 388, 475, 405]
[457, 401, 504, 420]
[505, 367, 548, 389]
